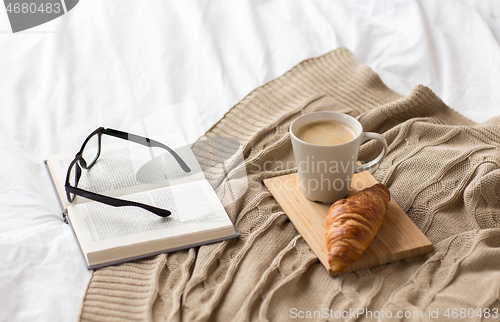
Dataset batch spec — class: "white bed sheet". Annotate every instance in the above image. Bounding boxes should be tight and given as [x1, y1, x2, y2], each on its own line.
[1, 1, 499, 321]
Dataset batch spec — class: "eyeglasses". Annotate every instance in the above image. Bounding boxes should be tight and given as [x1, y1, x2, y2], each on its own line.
[65, 127, 191, 217]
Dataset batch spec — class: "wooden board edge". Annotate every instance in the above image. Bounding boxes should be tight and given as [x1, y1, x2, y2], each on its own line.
[264, 177, 331, 268]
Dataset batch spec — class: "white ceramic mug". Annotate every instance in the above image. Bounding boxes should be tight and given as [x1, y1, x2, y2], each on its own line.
[290, 111, 387, 203]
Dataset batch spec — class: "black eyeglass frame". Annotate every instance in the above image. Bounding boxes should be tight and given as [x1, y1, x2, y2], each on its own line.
[65, 127, 191, 218]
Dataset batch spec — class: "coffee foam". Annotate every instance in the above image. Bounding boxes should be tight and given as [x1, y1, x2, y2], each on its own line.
[295, 120, 357, 146]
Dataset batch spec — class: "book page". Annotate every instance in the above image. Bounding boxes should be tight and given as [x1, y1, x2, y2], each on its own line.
[47, 132, 204, 208]
[67, 180, 235, 255]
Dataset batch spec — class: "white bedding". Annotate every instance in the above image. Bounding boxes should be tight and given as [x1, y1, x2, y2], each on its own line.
[1, 1, 499, 321]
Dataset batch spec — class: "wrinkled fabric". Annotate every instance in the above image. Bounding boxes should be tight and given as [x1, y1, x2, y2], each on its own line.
[81, 48, 500, 322]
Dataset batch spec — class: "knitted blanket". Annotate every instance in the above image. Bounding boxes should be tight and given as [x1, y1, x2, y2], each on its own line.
[79, 48, 500, 322]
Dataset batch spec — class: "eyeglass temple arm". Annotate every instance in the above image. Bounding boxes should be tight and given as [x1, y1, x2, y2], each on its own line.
[103, 128, 191, 173]
[66, 186, 171, 218]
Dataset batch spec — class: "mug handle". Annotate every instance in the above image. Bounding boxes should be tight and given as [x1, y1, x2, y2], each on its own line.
[354, 132, 388, 174]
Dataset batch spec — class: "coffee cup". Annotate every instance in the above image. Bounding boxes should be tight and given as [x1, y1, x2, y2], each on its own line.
[289, 111, 387, 203]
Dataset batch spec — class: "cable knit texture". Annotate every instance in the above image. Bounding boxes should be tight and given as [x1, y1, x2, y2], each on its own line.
[79, 48, 500, 322]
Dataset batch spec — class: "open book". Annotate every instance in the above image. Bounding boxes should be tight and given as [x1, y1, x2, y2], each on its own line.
[45, 132, 239, 269]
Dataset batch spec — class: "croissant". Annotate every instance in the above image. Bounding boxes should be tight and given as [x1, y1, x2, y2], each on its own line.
[325, 183, 390, 272]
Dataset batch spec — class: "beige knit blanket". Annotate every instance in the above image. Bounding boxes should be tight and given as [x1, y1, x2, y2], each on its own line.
[79, 48, 500, 322]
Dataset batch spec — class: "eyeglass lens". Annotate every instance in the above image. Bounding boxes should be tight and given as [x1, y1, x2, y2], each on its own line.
[67, 162, 78, 202]
[81, 132, 101, 169]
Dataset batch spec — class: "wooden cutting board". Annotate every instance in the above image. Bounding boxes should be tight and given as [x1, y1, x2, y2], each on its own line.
[263, 171, 433, 276]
